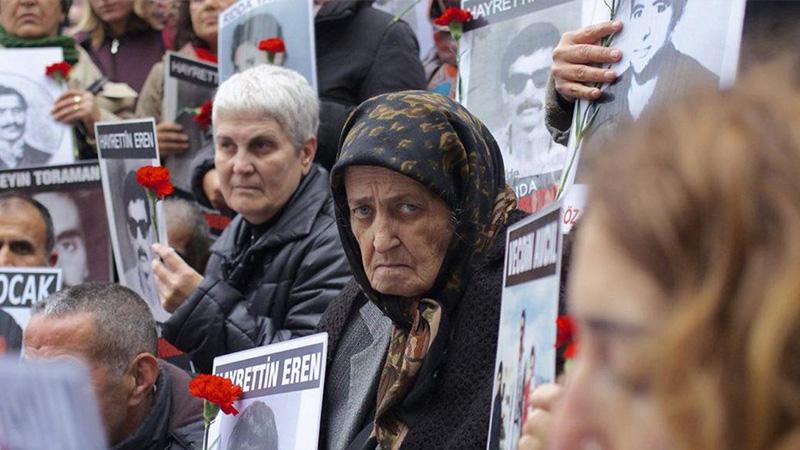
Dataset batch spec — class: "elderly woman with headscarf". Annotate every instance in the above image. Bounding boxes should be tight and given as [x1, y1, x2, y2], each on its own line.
[0, 0, 136, 159]
[317, 91, 525, 450]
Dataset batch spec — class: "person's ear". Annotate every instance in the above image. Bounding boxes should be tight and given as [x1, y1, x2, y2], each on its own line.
[501, 84, 510, 105]
[299, 136, 317, 176]
[126, 353, 159, 407]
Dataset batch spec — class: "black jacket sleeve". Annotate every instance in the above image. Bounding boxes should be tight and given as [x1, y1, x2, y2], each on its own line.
[162, 221, 350, 373]
[316, 20, 426, 171]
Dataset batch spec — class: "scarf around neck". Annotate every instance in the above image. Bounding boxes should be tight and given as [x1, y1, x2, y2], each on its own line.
[331, 91, 517, 449]
[0, 26, 79, 65]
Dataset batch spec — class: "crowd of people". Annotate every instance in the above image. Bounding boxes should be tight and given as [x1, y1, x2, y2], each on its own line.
[0, 0, 799, 449]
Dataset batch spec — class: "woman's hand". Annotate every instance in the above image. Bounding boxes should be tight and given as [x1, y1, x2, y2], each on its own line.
[518, 383, 563, 450]
[156, 122, 190, 156]
[51, 89, 101, 135]
[551, 21, 624, 102]
[152, 243, 204, 313]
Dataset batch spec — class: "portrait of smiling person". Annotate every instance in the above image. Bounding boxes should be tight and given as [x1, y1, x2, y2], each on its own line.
[0, 84, 51, 169]
[154, 64, 350, 374]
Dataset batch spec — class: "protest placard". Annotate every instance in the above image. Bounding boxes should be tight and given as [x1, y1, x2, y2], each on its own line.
[461, 0, 581, 214]
[487, 202, 562, 450]
[0, 162, 113, 287]
[207, 333, 328, 450]
[0, 267, 62, 331]
[218, 0, 317, 88]
[163, 52, 218, 194]
[0, 48, 76, 170]
[96, 119, 168, 322]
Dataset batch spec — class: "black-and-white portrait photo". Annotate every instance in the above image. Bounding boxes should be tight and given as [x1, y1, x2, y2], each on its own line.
[218, 0, 316, 87]
[34, 189, 112, 287]
[113, 161, 165, 321]
[462, 1, 579, 213]
[580, 0, 745, 154]
[0, 49, 76, 169]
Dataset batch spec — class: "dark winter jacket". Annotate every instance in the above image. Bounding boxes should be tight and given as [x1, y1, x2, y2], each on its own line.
[314, 0, 427, 169]
[162, 164, 351, 373]
[113, 360, 204, 450]
[318, 209, 528, 449]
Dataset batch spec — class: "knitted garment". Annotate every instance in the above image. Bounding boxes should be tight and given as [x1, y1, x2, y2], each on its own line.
[0, 26, 79, 65]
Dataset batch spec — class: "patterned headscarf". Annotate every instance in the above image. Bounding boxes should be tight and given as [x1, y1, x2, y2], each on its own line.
[331, 91, 517, 449]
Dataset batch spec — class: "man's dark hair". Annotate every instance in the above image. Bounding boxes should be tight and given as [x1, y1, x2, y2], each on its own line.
[227, 401, 279, 450]
[629, 0, 687, 34]
[0, 193, 54, 253]
[0, 84, 27, 110]
[33, 282, 158, 374]
[122, 170, 151, 225]
[500, 22, 561, 84]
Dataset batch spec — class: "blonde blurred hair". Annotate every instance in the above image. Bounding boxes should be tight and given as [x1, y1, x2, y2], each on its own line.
[77, 0, 161, 48]
[587, 58, 800, 450]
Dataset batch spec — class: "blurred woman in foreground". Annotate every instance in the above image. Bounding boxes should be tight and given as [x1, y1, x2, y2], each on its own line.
[520, 62, 800, 450]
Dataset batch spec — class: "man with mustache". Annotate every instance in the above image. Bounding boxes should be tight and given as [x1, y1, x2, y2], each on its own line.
[121, 169, 164, 321]
[496, 22, 566, 213]
[0, 84, 51, 170]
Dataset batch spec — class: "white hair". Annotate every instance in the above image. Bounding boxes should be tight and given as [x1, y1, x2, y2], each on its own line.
[212, 65, 319, 149]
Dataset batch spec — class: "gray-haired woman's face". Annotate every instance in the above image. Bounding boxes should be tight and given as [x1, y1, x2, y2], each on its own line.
[345, 166, 453, 298]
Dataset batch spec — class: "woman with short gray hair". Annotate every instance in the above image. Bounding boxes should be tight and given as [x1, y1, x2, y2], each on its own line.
[153, 65, 351, 373]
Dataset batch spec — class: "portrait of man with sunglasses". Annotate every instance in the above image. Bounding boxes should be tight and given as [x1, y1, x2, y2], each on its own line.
[496, 22, 566, 213]
[120, 169, 164, 320]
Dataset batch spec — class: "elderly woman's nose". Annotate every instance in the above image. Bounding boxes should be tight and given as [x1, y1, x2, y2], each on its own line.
[372, 218, 401, 253]
[231, 151, 255, 174]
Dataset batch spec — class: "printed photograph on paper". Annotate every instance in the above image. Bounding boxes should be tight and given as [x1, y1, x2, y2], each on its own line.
[486, 204, 562, 450]
[461, 0, 581, 213]
[0, 163, 114, 288]
[0, 48, 76, 170]
[207, 333, 328, 450]
[96, 119, 168, 322]
[218, 0, 317, 88]
[163, 52, 218, 194]
[574, 0, 747, 170]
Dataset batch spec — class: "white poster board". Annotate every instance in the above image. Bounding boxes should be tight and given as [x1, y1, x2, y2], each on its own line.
[208, 333, 329, 450]
[461, 0, 581, 214]
[96, 119, 169, 322]
[487, 202, 562, 450]
[218, 0, 317, 88]
[0, 267, 62, 331]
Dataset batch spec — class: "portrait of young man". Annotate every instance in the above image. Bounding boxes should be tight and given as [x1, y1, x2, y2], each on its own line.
[0, 84, 50, 170]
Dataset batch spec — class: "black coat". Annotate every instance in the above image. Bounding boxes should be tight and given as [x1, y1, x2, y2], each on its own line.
[319, 209, 528, 449]
[315, 0, 427, 170]
[113, 361, 204, 450]
[163, 165, 351, 373]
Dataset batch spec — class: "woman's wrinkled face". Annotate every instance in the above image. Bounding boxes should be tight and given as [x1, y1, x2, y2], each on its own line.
[0, 0, 65, 38]
[550, 210, 676, 450]
[345, 166, 453, 298]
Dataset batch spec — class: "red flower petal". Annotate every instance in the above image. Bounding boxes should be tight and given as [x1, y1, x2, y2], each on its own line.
[258, 37, 286, 54]
[192, 100, 213, 131]
[434, 7, 473, 26]
[189, 374, 243, 416]
[136, 166, 174, 199]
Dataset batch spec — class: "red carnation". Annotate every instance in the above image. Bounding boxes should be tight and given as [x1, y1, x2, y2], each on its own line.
[192, 100, 213, 131]
[556, 315, 578, 360]
[136, 166, 174, 199]
[189, 374, 243, 416]
[434, 7, 472, 27]
[45, 61, 72, 83]
[258, 37, 286, 64]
